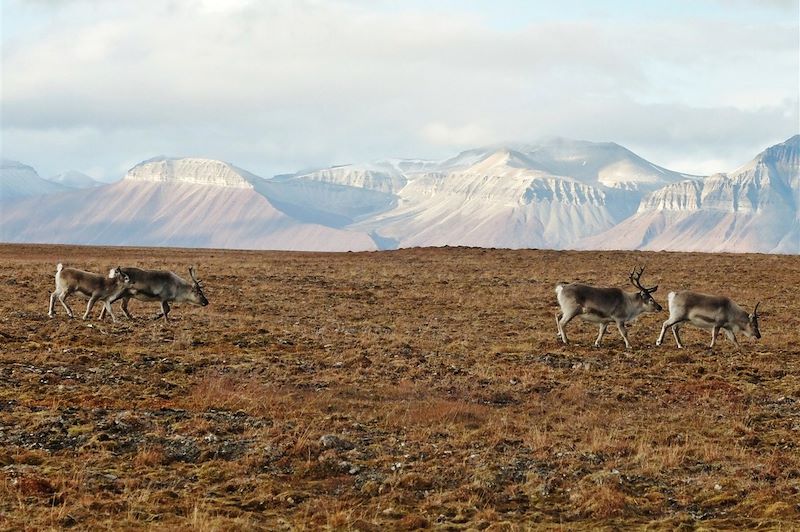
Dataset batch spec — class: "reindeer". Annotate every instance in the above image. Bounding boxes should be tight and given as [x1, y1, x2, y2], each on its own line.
[48, 264, 132, 322]
[655, 291, 760, 350]
[555, 266, 663, 348]
[100, 266, 209, 321]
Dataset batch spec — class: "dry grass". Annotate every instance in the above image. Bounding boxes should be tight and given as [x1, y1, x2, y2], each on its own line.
[0, 244, 799, 529]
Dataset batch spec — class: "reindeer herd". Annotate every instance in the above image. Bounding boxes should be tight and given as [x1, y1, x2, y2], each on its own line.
[556, 266, 761, 350]
[47, 263, 761, 350]
[48, 264, 208, 323]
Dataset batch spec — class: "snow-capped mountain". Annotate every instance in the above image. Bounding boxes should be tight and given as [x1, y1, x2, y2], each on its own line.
[0, 157, 377, 251]
[47, 170, 104, 189]
[1, 159, 68, 201]
[579, 135, 799, 253]
[1, 137, 796, 253]
[126, 157, 258, 188]
[351, 150, 628, 249]
[283, 138, 696, 249]
[436, 138, 692, 192]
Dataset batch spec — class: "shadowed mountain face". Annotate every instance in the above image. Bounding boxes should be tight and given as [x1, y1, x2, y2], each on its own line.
[1, 137, 797, 253]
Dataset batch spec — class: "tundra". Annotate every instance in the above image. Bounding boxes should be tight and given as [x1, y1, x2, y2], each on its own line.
[655, 291, 761, 350]
[101, 266, 209, 321]
[48, 264, 132, 322]
[556, 266, 662, 348]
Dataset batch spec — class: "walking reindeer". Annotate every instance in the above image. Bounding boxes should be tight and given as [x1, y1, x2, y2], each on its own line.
[656, 291, 761, 350]
[100, 266, 209, 321]
[555, 266, 662, 348]
[48, 264, 132, 322]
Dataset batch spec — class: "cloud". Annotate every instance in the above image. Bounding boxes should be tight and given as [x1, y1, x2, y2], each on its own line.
[1, 0, 797, 178]
[420, 122, 495, 147]
[710, 0, 798, 11]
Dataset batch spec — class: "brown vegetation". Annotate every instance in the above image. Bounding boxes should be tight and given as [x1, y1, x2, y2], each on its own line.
[0, 244, 798, 529]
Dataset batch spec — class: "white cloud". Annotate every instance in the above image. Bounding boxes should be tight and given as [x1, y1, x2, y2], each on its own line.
[1, 0, 797, 178]
[420, 122, 495, 147]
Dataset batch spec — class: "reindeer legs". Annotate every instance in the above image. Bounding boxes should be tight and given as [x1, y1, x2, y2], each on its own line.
[723, 328, 741, 350]
[709, 326, 721, 348]
[557, 309, 580, 345]
[672, 324, 685, 349]
[594, 323, 609, 347]
[657, 318, 685, 346]
[58, 290, 75, 318]
[153, 301, 171, 322]
[615, 320, 632, 349]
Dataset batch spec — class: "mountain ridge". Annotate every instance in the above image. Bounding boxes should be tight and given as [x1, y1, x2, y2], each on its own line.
[1, 136, 797, 253]
[578, 135, 799, 253]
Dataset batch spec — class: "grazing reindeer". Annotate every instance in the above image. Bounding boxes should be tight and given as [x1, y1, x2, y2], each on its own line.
[101, 266, 209, 321]
[655, 291, 761, 350]
[48, 264, 132, 322]
[556, 266, 663, 348]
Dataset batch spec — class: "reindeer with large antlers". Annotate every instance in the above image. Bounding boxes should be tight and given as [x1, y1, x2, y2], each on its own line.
[655, 291, 760, 350]
[555, 266, 663, 348]
[99, 266, 209, 321]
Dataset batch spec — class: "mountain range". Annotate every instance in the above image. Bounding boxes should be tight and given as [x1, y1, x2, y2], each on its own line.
[1, 135, 797, 253]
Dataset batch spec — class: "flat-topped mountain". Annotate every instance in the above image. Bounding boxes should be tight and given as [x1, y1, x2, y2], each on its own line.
[124, 157, 257, 189]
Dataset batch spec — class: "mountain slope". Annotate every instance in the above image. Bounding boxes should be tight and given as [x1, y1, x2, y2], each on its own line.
[437, 138, 694, 191]
[578, 135, 799, 253]
[48, 170, 104, 189]
[352, 165, 627, 249]
[3, 138, 796, 253]
[0, 158, 377, 251]
[1, 159, 69, 201]
[292, 139, 692, 249]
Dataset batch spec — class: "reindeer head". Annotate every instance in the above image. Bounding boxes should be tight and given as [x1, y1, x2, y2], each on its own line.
[629, 266, 662, 313]
[110, 267, 131, 285]
[745, 301, 761, 339]
[188, 266, 209, 306]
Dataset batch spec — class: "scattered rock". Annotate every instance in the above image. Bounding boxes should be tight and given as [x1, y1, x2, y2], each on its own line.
[320, 434, 355, 450]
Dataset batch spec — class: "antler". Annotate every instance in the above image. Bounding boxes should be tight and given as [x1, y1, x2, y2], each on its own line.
[629, 266, 646, 290]
[629, 265, 658, 293]
[188, 266, 203, 287]
[753, 301, 760, 316]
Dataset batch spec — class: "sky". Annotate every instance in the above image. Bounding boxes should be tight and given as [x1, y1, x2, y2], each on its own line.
[1, 0, 798, 182]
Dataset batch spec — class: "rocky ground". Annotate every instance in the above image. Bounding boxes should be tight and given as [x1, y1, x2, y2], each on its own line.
[0, 244, 798, 530]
